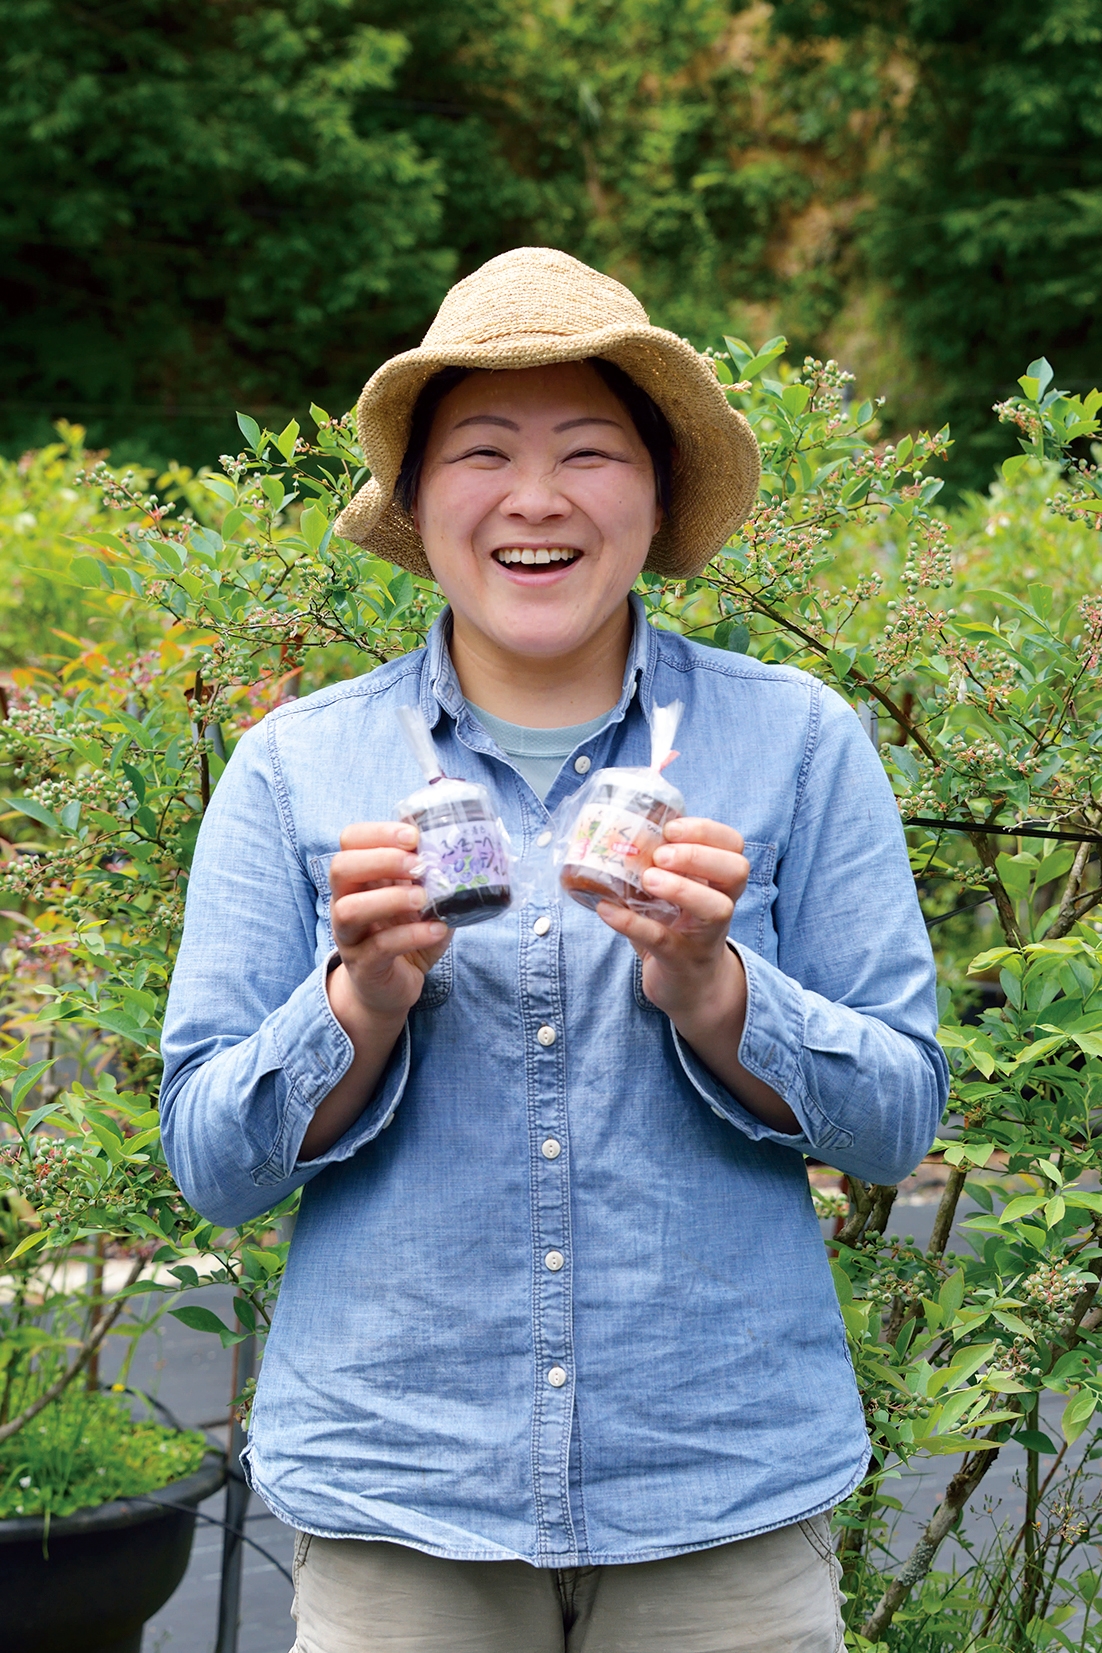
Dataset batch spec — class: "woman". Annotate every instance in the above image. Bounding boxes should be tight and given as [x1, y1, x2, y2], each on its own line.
[161, 247, 948, 1652]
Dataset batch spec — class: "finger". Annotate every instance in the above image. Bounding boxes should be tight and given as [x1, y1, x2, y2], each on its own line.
[332, 883, 427, 943]
[330, 846, 420, 895]
[639, 867, 735, 926]
[662, 817, 745, 856]
[343, 918, 450, 962]
[651, 841, 750, 894]
[339, 821, 418, 852]
[594, 899, 671, 954]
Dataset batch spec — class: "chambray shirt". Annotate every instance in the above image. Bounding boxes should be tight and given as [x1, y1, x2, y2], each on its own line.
[161, 596, 948, 1566]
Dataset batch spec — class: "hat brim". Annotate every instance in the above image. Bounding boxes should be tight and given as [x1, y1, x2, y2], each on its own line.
[333, 322, 760, 581]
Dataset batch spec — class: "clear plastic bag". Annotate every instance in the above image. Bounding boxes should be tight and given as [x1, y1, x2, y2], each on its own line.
[395, 707, 512, 929]
[552, 701, 685, 923]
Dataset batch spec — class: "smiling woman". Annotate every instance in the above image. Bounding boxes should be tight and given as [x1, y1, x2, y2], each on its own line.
[160, 245, 947, 1653]
[408, 361, 664, 722]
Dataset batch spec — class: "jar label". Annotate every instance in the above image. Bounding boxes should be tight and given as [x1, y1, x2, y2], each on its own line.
[420, 818, 510, 901]
[564, 803, 663, 890]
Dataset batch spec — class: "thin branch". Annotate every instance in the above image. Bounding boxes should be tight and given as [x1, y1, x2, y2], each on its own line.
[969, 830, 1025, 948]
[928, 1165, 967, 1258]
[1045, 840, 1092, 940]
[835, 1180, 897, 1248]
[0, 1256, 143, 1446]
[860, 1430, 1005, 1641]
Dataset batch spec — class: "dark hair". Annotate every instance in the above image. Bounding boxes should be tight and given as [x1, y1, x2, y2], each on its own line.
[393, 357, 674, 519]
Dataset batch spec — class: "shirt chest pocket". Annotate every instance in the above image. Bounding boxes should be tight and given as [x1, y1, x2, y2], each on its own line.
[307, 853, 453, 1010]
[731, 838, 778, 955]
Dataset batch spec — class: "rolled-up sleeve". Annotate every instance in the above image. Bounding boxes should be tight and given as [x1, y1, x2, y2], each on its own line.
[674, 684, 949, 1185]
[160, 720, 408, 1227]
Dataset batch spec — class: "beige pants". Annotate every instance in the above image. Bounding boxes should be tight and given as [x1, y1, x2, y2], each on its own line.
[290, 1516, 844, 1653]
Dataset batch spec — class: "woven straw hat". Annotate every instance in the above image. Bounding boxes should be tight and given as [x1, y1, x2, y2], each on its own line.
[334, 246, 760, 580]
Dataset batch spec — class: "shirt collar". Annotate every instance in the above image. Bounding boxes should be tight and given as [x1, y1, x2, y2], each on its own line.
[419, 592, 657, 728]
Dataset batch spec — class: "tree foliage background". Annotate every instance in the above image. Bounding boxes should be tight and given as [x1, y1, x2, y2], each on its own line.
[3, 0, 1099, 489]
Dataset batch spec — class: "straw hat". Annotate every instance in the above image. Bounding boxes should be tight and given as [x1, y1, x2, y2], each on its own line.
[334, 246, 760, 580]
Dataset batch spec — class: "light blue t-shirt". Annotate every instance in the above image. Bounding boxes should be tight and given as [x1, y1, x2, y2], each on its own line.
[465, 702, 612, 801]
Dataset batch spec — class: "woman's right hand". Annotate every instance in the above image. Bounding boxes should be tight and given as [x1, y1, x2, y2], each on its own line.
[327, 822, 452, 1023]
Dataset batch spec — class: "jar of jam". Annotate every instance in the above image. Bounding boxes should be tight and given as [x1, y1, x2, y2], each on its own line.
[398, 776, 512, 928]
[558, 767, 684, 916]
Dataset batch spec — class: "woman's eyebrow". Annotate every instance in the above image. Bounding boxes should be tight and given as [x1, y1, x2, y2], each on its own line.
[451, 414, 520, 431]
[553, 417, 623, 433]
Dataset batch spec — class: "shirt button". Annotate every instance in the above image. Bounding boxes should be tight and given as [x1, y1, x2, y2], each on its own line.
[536, 1024, 556, 1047]
[574, 755, 591, 774]
[544, 1250, 564, 1272]
[541, 1138, 561, 1159]
[532, 915, 551, 937]
[536, 830, 553, 848]
[547, 1366, 567, 1388]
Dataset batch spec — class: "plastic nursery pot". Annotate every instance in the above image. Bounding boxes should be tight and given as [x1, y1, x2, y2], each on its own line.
[0, 1449, 225, 1653]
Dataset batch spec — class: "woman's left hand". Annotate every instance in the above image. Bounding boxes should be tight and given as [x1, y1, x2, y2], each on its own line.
[595, 816, 749, 1025]
[597, 816, 799, 1133]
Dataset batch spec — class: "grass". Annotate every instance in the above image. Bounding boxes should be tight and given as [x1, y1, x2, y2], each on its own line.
[0, 1384, 207, 1519]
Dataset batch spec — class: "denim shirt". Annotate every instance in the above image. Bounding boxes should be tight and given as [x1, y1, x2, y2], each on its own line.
[161, 596, 948, 1566]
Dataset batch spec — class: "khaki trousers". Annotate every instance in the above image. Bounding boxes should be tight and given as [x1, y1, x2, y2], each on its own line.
[289, 1516, 844, 1653]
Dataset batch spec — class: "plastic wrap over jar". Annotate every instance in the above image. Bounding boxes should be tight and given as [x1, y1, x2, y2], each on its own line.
[398, 776, 512, 928]
[554, 766, 684, 921]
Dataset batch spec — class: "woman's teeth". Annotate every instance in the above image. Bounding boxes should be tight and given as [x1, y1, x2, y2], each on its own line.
[495, 548, 578, 566]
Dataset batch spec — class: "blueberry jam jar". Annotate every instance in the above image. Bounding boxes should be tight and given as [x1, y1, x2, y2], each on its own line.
[398, 776, 512, 928]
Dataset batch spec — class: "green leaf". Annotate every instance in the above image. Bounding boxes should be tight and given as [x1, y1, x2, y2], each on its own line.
[713, 619, 750, 654]
[1027, 357, 1054, 398]
[7, 1229, 50, 1261]
[121, 762, 147, 806]
[260, 476, 286, 513]
[1002, 453, 1030, 483]
[889, 745, 921, 788]
[168, 1305, 248, 1347]
[236, 411, 262, 452]
[11, 1057, 58, 1111]
[831, 1262, 853, 1305]
[299, 503, 328, 550]
[59, 799, 82, 832]
[964, 1179, 994, 1212]
[1062, 1389, 1098, 1444]
[6, 796, 60, 832]
[1065, 1191, 1102, 1214]
[1027, 583, 1054, 622]
[999, 1194, 1045, 1223]
[781, 383, 810, 415]
[309, 402, 331, 426]
[938, 1268, 965, 1318]
[233, 1295, 258, 1333]
[923, 1434, 1000, 1456]
[996, 852, 1034, 902]
[736, 337, 787, 380]
[275, 419, 300, 461]
[1013, 1429, 1059, 1455]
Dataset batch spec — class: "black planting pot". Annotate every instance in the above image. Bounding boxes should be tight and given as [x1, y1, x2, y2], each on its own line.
[0, 1449, 226, 1653]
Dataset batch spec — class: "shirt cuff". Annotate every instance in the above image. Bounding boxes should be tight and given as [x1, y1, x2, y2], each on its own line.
[250, 949, 411, 1185]
[670, 941, 855, 1157]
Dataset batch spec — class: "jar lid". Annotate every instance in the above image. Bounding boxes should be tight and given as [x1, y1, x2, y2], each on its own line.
[399, 776, 491, 817]
[590, 766, 684, 814]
